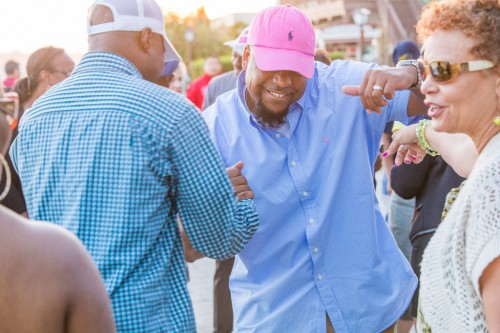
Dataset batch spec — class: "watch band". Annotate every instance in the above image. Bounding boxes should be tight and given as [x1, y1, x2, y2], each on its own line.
[396, 59, 422, 89]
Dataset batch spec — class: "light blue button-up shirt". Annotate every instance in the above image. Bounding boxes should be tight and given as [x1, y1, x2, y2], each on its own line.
[203, 60, 417, 333]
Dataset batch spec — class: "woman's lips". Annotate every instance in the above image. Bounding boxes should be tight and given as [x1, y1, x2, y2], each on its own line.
[426, 102, 445, 118]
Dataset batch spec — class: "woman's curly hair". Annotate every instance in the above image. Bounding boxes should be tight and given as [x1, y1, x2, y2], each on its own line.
[416, 0, 500, 66]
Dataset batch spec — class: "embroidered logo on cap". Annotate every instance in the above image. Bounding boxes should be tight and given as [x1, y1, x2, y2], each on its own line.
[288, 31, 294, 42]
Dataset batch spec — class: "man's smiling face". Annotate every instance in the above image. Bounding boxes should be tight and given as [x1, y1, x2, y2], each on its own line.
[243, 45, 307, 128]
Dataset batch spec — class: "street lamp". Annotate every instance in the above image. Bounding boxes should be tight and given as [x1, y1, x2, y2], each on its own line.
[352, 8, 371, 62]
[184, 28, 195, 67]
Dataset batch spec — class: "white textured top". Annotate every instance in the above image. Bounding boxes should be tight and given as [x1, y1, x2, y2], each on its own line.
[418, 133, 500, 333]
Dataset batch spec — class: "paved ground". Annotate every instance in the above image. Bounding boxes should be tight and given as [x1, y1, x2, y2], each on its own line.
[187, 258, 215, 333]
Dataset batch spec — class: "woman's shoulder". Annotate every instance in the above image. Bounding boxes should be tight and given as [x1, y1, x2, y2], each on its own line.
[462, 139, 500, 255]
[468, 135, 500, 191]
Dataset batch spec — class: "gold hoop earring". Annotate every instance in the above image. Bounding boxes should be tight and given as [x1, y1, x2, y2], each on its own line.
[0, 154, 12, 201]
[494, 116, 500, 126]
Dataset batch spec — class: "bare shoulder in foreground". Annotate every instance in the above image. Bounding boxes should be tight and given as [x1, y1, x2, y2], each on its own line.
[0, 206, 116, 333]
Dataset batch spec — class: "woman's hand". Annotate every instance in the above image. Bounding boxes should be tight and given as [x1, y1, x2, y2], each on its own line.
[382, 124, 426, 166]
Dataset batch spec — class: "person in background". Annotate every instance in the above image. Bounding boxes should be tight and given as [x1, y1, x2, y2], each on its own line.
[14, 46, 75, 122]
[202, 4, 426, 332]
[384, 0, 499, 331]
[157, 61, 188, 95]
[0, 87, 25, 215]
[381, 40, 421, 193]
[380, 41, 421, 333]
[0, 96, 116, 333]
[2, 60, 20, 93]
[202, 27, 248, 111]
[187, 55, 222, 110]
[9, 0, 259, 331]
[390, 131, 465, 324]
[167, 62, 188, 94]
[0, 47, 74, 217]
[383, 43, 421, 333]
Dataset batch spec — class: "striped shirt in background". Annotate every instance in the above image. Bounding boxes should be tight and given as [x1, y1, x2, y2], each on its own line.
[10, 53, 259, 332]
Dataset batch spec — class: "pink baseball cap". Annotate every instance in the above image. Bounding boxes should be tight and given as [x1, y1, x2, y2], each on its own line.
[247, 5, 315, 78]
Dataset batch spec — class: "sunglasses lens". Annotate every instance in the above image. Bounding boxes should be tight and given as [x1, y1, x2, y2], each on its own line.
[429, 61, 453, 82]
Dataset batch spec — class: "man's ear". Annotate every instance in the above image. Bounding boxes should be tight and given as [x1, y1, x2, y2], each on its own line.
[38, 69, 51, 84]
[138, 28, 153, 52]
[242, 45, 251, 70]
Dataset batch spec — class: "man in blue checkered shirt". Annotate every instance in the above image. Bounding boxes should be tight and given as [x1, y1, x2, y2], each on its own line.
[9, 0, 259, 332]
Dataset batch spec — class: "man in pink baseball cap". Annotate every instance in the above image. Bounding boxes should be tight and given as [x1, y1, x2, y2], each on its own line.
[201, 4, 427, 333]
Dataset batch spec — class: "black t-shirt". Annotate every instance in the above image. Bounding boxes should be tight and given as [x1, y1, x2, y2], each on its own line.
[0, 105, 27, 214]
[0, 158, 26, 214]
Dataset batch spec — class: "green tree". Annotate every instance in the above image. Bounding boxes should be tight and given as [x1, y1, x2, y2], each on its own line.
[164, 6, 248, 77]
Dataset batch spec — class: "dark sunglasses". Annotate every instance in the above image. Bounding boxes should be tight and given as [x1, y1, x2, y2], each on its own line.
[417, 59, 494, 83]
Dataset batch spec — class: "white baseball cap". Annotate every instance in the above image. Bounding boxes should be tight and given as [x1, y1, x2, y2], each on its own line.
[87, 0, 181, 66]
[223, 26, 250, 56]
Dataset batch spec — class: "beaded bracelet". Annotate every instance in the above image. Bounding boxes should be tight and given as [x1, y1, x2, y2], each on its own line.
[416, 119, 440, 156]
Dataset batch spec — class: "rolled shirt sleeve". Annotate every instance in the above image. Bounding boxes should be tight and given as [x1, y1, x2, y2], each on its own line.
[169, 107, 259, 260]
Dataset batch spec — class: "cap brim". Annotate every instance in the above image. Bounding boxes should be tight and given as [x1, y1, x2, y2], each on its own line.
[223, 39, 238, 48]
[162, 60, 179, 77]
[252, 46, 314, 78]
[163, 35, 181, 63]
[224, 39, 244, 56]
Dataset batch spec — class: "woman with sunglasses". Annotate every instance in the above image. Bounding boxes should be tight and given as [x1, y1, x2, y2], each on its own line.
[384, 0, 499, 332]
[14, 46, 75, 112]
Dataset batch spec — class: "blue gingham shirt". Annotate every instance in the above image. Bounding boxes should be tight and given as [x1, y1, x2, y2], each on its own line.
[10, 53, 259, 333]
[202, 61, 417, 333]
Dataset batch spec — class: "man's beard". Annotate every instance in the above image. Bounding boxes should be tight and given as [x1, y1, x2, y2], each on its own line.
[252, 99, 289, 129]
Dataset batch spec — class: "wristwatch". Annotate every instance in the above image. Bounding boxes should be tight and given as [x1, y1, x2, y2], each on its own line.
[396, 59, 422, 89]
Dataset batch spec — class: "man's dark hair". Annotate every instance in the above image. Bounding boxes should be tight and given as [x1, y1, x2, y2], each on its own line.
[252, 99, 288, 129]
[5, 61, 19, 75]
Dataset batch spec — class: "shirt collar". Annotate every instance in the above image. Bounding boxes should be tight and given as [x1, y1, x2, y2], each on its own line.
[72, 52, 143, 79]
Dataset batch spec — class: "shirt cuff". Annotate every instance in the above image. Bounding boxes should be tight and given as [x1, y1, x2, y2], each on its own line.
[388, 90, 411, 124]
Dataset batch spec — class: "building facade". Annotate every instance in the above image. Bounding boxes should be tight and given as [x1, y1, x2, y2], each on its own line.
[278, 0, 425, 64]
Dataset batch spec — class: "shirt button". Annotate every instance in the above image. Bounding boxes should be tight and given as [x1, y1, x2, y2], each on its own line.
[309, 218, 314, 224]
[303, 191, 309, 197]
[275, 133, 281, 139]
[318, 274, 324, 280]
[291, 161, 297, 167]
[313, 247, 319, 253]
